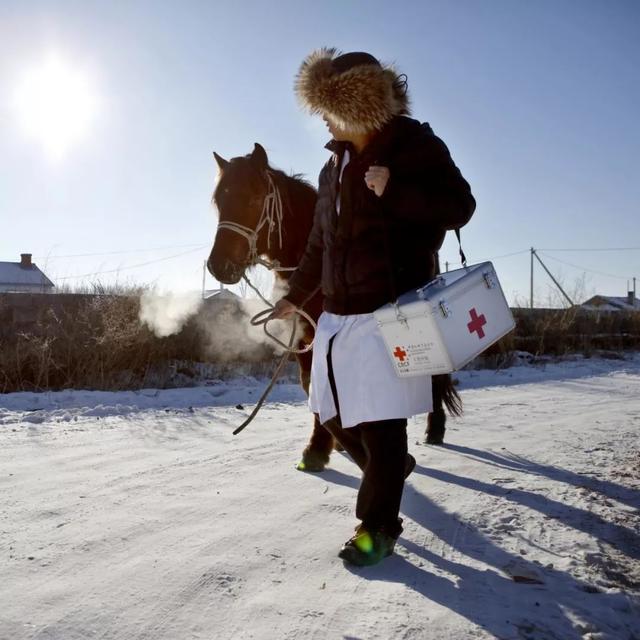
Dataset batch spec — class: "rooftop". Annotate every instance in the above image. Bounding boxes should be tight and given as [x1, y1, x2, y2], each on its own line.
[581, 294, 639, 312]
[0, 254, 55, 289]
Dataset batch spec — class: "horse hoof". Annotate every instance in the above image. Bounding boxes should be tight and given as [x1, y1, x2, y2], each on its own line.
[296, 460, 326, 472]
[296, 448, 330, 472]
[425, 436, 445, 445]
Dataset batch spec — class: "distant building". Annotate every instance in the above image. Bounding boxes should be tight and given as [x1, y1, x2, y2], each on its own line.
[203, 288, 240, 302]
[580, 292, 639, 312]
[0, 254, 55, 293]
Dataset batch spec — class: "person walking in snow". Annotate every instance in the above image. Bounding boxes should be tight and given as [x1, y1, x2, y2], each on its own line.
[271, 48, 476, 566]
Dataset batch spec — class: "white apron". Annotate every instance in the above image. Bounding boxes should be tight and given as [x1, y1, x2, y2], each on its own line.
[308, 311, 433, 428]
[308, 145, 432, 428]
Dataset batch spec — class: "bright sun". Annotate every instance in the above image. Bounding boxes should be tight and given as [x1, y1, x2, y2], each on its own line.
[13, 54, 99, 159]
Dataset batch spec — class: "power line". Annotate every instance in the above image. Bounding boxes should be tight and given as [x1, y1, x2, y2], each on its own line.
[444, 248, 530, 268]
[479, 248, 531, 261]
[37, 244, 640, 261]
[539, 247, 640, 252]
[55, 247, 206, 281]
[445, 246, 637, 269]
[37, 243, 209, 260]
[44, 242, 640, 285]
[537, 251, 631, 281]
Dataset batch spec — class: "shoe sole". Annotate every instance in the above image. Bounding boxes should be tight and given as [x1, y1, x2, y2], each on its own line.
[338, 545, 394, 566]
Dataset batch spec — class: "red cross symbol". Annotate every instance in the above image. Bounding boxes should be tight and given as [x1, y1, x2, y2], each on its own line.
[393, 346, 407, 362]
[467, 308, 487, 339]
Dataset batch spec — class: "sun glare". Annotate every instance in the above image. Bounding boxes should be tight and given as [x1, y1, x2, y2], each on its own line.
[12, 54, 99, 159]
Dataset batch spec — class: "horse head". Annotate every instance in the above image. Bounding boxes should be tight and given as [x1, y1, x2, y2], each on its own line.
[208, 143, 279, 284]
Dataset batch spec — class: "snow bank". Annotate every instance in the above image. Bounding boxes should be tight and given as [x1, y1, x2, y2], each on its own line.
[1, 354, 639, 639]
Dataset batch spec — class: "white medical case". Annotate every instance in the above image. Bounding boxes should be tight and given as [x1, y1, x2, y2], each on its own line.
[374, 262, 515, 377]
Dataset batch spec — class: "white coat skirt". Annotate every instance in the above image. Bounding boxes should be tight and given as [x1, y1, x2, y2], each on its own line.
[308, 310, 433, 428]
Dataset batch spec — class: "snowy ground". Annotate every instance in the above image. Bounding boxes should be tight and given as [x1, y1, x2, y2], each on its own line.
[1, 355, 639, 640]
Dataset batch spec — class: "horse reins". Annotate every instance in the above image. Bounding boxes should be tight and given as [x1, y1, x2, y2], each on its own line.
[215, 170, 318, 435]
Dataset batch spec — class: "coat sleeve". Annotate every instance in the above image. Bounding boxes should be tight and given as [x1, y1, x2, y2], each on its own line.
[380, 127, 476, 230]
[283, 167, 327, 307]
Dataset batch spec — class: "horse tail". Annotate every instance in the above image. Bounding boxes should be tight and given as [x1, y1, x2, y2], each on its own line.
[433, 373, 463, 417]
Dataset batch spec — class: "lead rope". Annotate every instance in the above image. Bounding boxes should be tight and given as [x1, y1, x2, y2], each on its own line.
[232, 276, 318, 436]
[242, 272, 317, 356]
[217, 171, 318, 435]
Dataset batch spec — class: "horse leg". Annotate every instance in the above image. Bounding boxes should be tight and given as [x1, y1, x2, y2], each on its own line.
[294, 348, 334, 472]
[425, 256, 452, 445]
[426, 373, 462, 445]
[426, 392, 446, 445]
[297, 413, 334, 472]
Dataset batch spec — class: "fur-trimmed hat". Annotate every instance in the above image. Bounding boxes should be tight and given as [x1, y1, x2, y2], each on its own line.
[294, 47, 410, 134]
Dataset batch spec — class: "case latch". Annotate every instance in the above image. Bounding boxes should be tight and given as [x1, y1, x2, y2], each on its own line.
[439, 300, 452, 318]
[483, 271, 497, 289]
[393, 302, 410, 329]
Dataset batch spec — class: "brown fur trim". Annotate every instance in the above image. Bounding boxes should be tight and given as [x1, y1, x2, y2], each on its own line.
[294, 47, 410, 134]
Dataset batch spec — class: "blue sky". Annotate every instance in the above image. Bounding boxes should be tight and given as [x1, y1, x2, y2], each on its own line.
[1, 0, 638, 305]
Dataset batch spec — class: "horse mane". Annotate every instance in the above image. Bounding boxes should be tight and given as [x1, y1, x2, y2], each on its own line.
[260, 164, 318, 267]
[264, 166, 316, 203]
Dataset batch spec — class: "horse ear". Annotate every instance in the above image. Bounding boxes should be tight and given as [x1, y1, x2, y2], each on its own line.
[213, 151, 229, 171]
[250, 143, 268, 170]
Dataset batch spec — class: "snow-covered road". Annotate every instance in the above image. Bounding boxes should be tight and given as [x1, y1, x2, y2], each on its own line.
[1, 356, 639, 639]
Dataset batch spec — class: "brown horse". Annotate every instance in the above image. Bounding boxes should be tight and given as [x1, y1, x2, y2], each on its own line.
[207, 143, 461, 470]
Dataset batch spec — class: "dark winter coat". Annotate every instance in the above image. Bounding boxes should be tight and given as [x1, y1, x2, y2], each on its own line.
[285, 115, 476, 314]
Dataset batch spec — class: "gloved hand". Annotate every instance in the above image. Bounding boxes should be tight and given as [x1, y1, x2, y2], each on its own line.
[269, 298, 297, 320]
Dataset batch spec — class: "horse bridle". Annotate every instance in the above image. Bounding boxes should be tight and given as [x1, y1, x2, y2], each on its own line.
[215, 170, 297, 273]
[213, 168, 317, 361]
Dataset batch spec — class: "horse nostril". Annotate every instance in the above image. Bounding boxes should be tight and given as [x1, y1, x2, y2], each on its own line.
[207, 256, 230, 282]
[225, 260, 243, 284]
[209, 258, 243, 285]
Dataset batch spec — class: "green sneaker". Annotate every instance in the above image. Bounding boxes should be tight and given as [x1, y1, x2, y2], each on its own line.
[338, 528, 397, 566]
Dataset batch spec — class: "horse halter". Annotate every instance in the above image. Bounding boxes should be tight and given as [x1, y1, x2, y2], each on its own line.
[215, 171, 296, 272]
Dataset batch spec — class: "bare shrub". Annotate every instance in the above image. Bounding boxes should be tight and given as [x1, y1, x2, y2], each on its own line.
[1, 275, 638, 393]
[0, 286, 278, 393]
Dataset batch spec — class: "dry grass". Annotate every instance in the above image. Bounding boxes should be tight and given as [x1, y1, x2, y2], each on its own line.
[1, 289, 639, 393]
[0, 287, 277, 394]
[480, 307, 640, 368]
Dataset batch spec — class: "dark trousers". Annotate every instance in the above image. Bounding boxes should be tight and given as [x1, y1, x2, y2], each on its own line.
[323, 336, 407, 539]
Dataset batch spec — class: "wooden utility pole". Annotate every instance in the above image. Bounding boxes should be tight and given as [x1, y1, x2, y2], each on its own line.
[530, 247, 534, 308]
[530, 247, 574, 308]
[532, 250, 574, 307]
